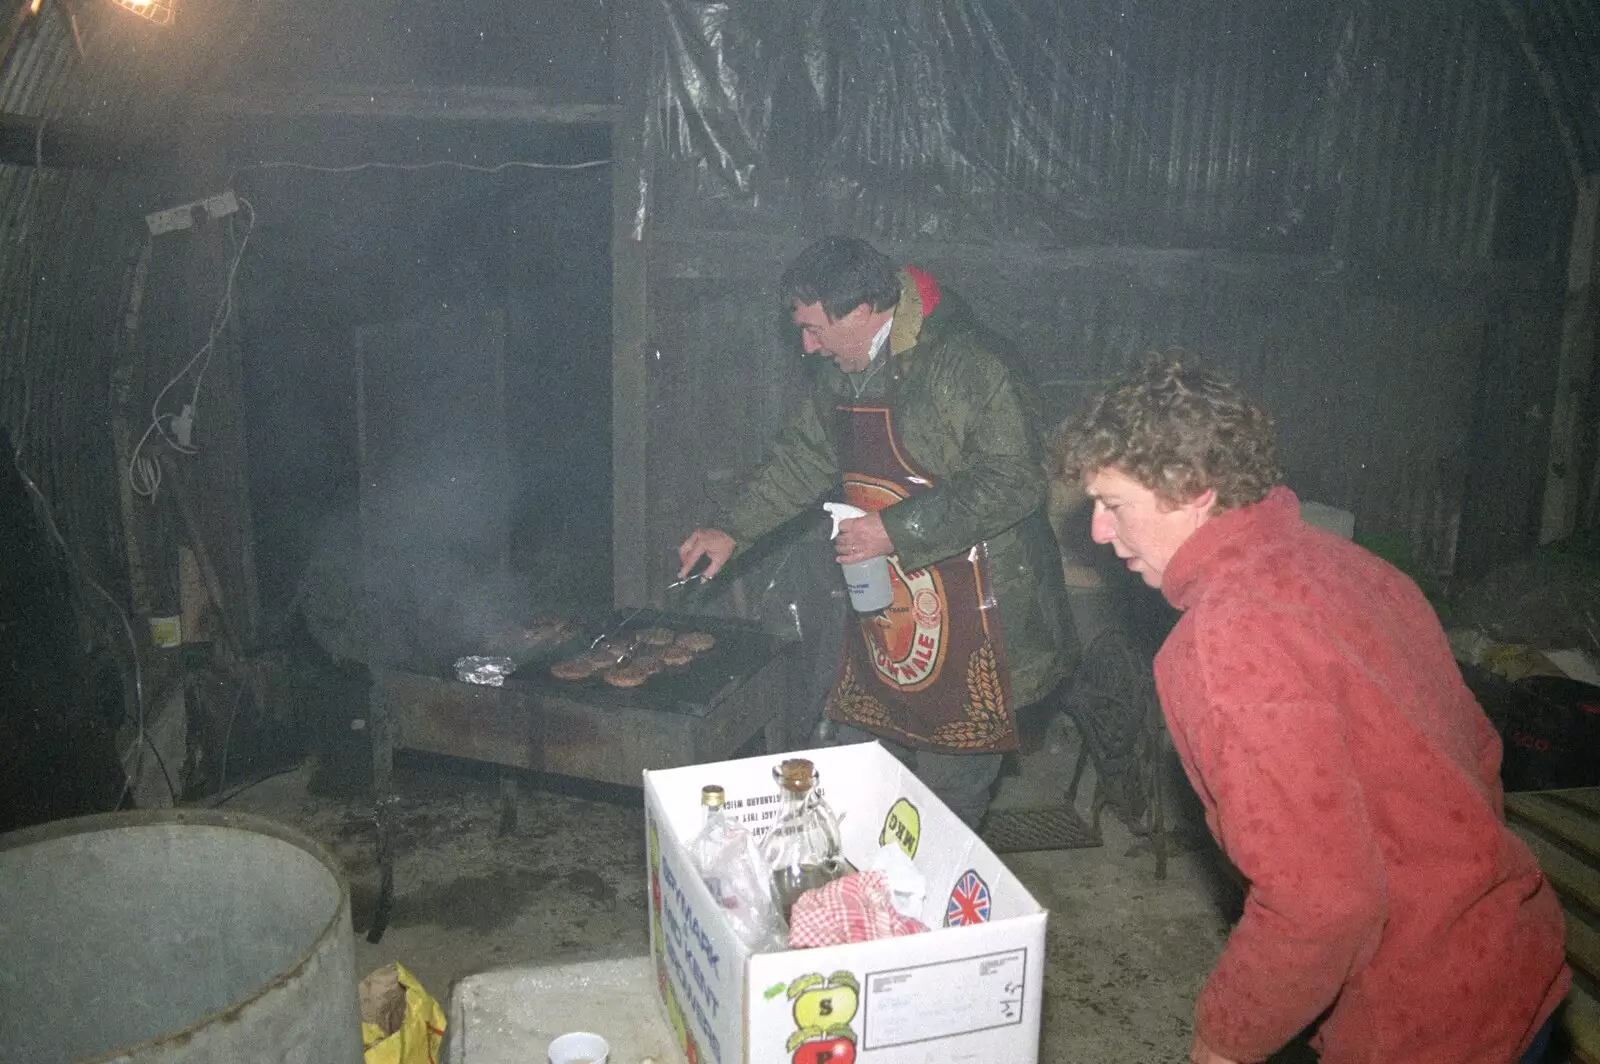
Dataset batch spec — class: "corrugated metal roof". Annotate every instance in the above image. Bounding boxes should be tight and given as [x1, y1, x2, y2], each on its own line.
[649, 0, 1589, 258]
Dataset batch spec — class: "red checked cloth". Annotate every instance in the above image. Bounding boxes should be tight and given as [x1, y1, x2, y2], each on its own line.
[787, 870, 928, 949]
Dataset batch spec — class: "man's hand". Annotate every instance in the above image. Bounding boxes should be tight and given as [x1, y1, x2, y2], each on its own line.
[834, 511, 894, 564]
[678, 528, 735, 580]
[1190, 1034, 1241, 1064]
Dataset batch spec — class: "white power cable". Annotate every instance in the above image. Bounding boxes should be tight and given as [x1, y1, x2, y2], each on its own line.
[246, 157, 610, 177]
[127, 152, 605, 503]
[126, 195, 256, 501]
[9, 446, 162, 805]
[104, 152, 604, 792]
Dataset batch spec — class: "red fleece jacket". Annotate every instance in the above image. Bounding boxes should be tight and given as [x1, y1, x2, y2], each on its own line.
[1155, 487, 1569, 1064]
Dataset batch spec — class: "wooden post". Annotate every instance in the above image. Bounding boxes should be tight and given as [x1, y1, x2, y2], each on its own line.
[110, 241, 156, 624]
[610, 0, 653, 610]
[1541, 173, 1600, 543]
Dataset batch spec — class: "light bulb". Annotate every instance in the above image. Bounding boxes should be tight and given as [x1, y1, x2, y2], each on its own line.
[110, 0, 173, 24]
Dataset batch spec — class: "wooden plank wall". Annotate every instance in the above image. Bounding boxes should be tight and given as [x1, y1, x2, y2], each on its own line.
[617, 230, 1561, 609]
[122, 210, 262, 675]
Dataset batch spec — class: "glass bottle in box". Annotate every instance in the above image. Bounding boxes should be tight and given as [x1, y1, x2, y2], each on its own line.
[761, 758, 847, 923]
[692, 785, 736, 903]
[691, 784, 780, 947]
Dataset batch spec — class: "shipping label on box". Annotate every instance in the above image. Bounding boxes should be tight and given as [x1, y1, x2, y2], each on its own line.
[644, 742, 1048, 1064]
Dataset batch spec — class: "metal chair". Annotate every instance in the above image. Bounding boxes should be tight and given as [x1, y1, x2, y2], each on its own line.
[1062, 626, 1171, 878]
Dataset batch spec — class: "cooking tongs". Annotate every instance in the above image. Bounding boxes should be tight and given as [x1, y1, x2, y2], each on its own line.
[666, 554, 715, 597]
[586, 558, 712, 650]
[664, 573, 705, 595]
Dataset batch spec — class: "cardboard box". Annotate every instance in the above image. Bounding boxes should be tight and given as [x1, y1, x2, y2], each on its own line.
[644, 742, 1048, 1064]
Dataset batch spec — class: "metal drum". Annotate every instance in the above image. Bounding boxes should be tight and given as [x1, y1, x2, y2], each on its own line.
[0, 809, 362, 1064]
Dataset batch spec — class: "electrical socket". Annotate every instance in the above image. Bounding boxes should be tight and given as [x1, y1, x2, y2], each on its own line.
[144, 205, 195, 235]
[144, 190, 240, 236]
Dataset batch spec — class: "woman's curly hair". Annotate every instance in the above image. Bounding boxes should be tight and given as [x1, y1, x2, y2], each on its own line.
[1053, 353, 1282, 510]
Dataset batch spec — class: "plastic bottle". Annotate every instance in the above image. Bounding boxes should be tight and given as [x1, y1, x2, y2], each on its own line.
[822, 502, 894, 612]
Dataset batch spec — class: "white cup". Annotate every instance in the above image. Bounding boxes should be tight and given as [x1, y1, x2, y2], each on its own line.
[547, 1030, 610, 1064]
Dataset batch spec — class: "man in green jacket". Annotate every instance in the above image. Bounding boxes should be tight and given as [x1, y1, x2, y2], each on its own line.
[678, 237, 1078, 826]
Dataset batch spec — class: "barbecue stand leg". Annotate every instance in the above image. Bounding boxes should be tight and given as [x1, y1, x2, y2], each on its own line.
[1151, 768, 1168, 879]
[369, 798, 396, 944]
[1066, 734, 1091, 807]
[498, 774, 518, 836]
[367, 687, 397, 944]
[1149, 722, 1172, 880]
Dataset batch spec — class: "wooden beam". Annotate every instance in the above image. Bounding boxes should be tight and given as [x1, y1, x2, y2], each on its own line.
[1541, 172, 1600, 543]
[0, 95, 614, 170]
[1571, 990, 1600, 1064]
[610, 0, 652, 609]
[190, 85, 618, 124]
[650, 228, 1558, 291]
[1506, 791, 1600, 864]
[0, 112, 169, 168]
[1563, 789, 1600, 818]
[158, 453, 249, 660]
[110, 242, 156, 623]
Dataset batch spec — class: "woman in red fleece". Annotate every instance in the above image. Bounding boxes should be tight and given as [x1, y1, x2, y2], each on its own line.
[1055, 357, 1569, 1064]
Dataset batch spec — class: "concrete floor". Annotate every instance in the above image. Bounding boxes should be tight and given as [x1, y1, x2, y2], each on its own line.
[214, 580, 1341, 1062]
[226, 711, 1279, 1064]
[207, 562, 1588, 1064]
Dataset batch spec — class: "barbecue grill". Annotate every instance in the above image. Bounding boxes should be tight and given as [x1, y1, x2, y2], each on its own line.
[365, 608, 790, 942]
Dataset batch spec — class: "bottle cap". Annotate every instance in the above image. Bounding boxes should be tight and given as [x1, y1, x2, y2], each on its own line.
[701, 784, 726, 808]
[776, 759, 815, 793]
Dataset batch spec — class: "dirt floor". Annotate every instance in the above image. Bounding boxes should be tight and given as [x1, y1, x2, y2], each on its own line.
[224, 707, 1319, 1064]
[206, 579, 1348, 1063]
[212, 570, 1591, 1064]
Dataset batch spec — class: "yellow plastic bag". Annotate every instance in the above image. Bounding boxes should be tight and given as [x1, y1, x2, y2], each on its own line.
[1480, 643, 1565, 683]
[359, 962, 447, 1064]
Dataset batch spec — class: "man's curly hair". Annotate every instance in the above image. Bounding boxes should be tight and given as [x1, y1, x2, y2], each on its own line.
[1053, 353, 1282, 510]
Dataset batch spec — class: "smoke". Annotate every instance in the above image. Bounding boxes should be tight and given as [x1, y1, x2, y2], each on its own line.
[237, 133, 614, 669]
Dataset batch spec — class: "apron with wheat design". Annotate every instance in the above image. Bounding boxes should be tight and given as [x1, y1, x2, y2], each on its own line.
[824, 404, 1019, 753]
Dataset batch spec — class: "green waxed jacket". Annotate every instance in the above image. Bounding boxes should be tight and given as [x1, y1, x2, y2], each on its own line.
[718, 271, 1078, 707]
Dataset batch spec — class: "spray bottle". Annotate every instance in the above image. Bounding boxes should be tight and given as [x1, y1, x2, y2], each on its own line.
[823, 502, 894, 612]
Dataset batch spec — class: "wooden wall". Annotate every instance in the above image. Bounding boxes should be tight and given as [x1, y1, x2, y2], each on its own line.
[613, 230, 1562, 609]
